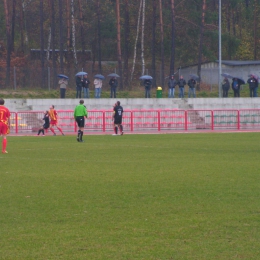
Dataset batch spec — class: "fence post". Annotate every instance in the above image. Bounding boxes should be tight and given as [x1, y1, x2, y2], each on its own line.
[14, 67, 16, 90]
[185, 111, 188, 130]
[15, 112, 18, 134]
[211, 110, 214, 130]
[237, 110, 240, 130]
[48, 67, 50, 91]
[103, 111, 105, 132]
[131, 111, 134, 132]
[158, 110, 160, 131]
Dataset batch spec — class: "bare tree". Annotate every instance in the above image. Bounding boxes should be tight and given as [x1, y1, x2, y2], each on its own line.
[78, 0, 85, 68]
[4, 0, 11, 86]
[141, 0, 146, 75]
[131, 0, 142, 81]
[71, 0, 78, 69]
[66, 0, 71, 49]
[11, 0, 17, 53]
[116, 0, 123, 89]
[123, 0, 130, 87]
[151, 0, 157, 87]
[59, 0, 64, 72]
[170, 0, 175, 76]
[40, 0, 45, 88]
[96, 0, 102, 73]
[159, 0, 164, 87]
[197, 0, 207, 90]
[50, 0, 57, 88]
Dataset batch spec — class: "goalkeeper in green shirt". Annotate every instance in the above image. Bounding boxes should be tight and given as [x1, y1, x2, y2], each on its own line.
[74, 99, 88, 142]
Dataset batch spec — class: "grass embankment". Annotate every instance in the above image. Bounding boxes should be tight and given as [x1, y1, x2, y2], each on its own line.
[1, 133, 260, 259]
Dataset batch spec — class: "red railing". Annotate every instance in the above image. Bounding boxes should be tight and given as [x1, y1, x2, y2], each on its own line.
[8, 109, 260, 134]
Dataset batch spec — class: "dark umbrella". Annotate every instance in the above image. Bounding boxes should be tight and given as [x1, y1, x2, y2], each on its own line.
[221, 73, 233, 79]
[189, 74, 199, 80]
[108, 73, 120, 78]
[57, 74, 69, 79]
[94, 74, 105, 80]
[248, 73, 259, 80]
[139, 75, 153, 80]
[75, 71, 88, 77]
[232, 77, 245, 85]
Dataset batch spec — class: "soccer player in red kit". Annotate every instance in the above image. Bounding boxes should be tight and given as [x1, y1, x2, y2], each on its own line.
[0, 98, 10, 153]
[48, 105, 64, 136]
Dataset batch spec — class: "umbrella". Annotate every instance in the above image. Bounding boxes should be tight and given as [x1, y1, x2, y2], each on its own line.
[57, 74, 69, 79]
[221, 73, 233, 79]
[232, 77, 245, 85]
[108, 73, 120, 78]
[248, 73, 259, 80]
[189, 74, 199, 80]
[94, 74, 105, 80]
[139, 75, 153, 80]
[75, 71, 88, 77]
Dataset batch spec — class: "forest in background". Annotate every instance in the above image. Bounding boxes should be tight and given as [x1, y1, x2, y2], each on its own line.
[0, 0, 259, 90]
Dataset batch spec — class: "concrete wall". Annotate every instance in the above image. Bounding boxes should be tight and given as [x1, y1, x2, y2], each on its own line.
[4, 98, 260, 112]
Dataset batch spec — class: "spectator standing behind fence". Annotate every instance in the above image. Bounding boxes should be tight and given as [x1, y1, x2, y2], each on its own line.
[177, 75, 186, 98]
[247, 75, 258, 97]
[143, 79, 152, 98]
[188, 78, 196, 98]
[82, 74, 90, 98]
[76, 76, 83, 98]
[94, 78, 102, 98]
[222, 77, 230, 98]
[59, 78, 68, 99]
[232, 78, 241, 97]
[109, 77, 118, 98]
[168, 75, 177, 98]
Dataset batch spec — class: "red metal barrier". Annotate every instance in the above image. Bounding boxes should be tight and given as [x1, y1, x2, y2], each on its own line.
[9, 109, 260, 134]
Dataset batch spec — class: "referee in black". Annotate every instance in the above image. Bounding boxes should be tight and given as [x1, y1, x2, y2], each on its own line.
[74, 100, 88, 142]
[112, 101, 124, 135]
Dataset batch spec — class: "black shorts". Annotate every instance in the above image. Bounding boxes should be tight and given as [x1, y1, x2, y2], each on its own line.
[43, 123, 50, 129]
[76, 116, 85, 128]
[114, 117, 122, 125]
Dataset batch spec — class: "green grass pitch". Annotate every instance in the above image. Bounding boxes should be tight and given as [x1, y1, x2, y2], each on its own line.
[1, 133, 260, 259]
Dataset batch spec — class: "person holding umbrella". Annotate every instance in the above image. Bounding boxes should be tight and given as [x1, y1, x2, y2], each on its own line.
[82, 74, 90, 98]
[247, 74, 258, 97]
[222, 77, 230, 98]
[94, 74, 104, 98]
[232, 78, 243, 97]
[188, 76, 197, 98]
[177, 75, 186, 98]
[76, 75, 83, 98]
[109, 77, 118, 98]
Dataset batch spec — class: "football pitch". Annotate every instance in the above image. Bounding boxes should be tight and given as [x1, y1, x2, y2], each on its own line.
[1, 133, 260, 259]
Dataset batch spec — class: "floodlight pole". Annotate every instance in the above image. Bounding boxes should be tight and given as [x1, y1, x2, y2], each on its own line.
[218, 0, 222, 98]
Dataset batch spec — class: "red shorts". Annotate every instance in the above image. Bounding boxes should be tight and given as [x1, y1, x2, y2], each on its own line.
[50, 120, 58, 125]
[0, 122, 8, 135]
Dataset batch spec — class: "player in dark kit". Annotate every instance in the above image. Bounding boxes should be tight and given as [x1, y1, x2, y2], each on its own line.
[112, 101, 124, 135]
[37, 111, 50, 136]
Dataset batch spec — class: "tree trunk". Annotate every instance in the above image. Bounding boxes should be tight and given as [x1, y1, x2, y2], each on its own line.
[123, 0, 129, 87]
[19, 0, 25, 53]
[130, 0, 142, 81]
[141, 0, 146, 75]
[40, 0, 45, 88]
[11, 0, 17, 53]
[78, 0, 85, 68]
[170, 0, 175, 76]
[71, 0, 78, 70]
[96, 0, 102, 74]
[159, 0, 164, 88]
[151, 0, 157, 87]
[51, 0, 57, 88]
[59, 0, 64, 73]
[66, 0, 71, 49]
[4, 0, 11, 86]
[253, 0, 257, 59]
[197, 0, 207, 91]
[116, 0, 123, 90]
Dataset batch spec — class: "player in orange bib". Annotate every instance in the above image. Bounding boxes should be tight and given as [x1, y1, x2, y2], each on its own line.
[48, 105, 64, 136]
[0, 98, 10, 153]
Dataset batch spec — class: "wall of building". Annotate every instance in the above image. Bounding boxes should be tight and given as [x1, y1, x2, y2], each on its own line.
[4, 98, 260, 112]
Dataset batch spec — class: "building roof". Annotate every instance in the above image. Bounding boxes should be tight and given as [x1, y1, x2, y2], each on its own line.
[216, 60, 260, 66]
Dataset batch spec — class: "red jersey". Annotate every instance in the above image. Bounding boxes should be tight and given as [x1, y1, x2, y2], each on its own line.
[0, 105, 10, 124]
[49, 109, 58, 121]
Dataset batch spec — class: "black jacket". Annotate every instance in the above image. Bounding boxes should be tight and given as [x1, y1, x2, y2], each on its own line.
[109, 78, 118, 88]
[188, 79, 196, 88]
